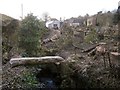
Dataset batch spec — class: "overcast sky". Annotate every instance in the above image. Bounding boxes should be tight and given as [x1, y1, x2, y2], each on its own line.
[0, 0, 119, 20]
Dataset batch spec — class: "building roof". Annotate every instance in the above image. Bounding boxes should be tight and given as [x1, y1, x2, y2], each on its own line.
[65, 17, 83, 24]
[73, 19, 82, 23]
[46, 20, 60, 28]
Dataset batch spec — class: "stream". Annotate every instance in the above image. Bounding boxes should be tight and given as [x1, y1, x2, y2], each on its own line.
[38, 77, 57, 89]
[36, 67, 61, 89]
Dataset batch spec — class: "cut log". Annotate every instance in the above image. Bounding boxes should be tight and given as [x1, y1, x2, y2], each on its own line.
[10, 56, 64, 67]
[88, 48, 96, 56]
[82, 42, 107, 53]
[82, 44, 98, 53]
[111, 52, 120, 56]
[110, 52, 120, 66]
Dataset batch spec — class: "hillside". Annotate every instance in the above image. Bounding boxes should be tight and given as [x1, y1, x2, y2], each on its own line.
[2, 11, 120, 89]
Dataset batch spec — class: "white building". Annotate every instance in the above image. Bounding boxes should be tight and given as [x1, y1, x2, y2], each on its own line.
[46, 20, 61, 30]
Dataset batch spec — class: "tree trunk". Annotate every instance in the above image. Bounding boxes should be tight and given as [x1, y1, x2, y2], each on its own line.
[82, 44, 98, 53]
[10, 56, 64, 67]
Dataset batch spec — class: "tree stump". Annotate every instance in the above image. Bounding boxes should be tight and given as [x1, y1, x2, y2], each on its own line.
[110, 52, 120, 67]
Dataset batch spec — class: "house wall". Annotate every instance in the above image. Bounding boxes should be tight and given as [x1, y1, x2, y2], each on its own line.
[87, 18, 93, 26]
[46, 21, 53, 28]
[70, 23, 79, 27]
[51, 21, 60, 29]
[87, 17, 96, 26]
[46, 20, 61, 29]
[48, 23, 53, 29]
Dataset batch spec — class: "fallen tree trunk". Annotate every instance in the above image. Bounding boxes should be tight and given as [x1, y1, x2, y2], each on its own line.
[82, 44, 98, 53]
[10, 56, 64, 67]
[88, 48, 96, 56]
